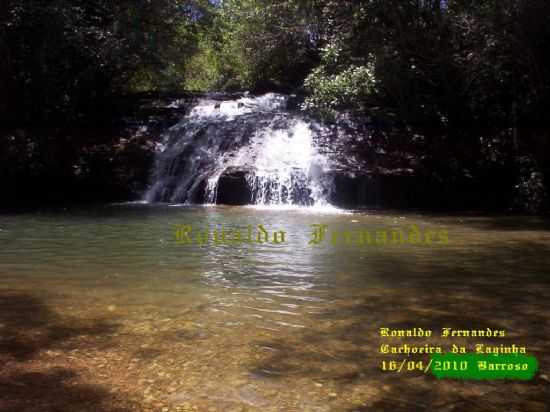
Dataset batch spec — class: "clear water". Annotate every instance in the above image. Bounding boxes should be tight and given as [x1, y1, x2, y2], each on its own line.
[1, 205, 549, 411]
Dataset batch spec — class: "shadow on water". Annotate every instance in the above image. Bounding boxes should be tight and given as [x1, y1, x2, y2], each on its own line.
[0, 293, 120, 360]
[249, 292, 550, 411]
[246, 245, 550, 411]
[0, 291, 135, 412]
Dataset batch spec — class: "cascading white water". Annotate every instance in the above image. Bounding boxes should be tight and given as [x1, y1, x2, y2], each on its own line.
[245, 120, 328, 206]
[145, 93, 334, 207]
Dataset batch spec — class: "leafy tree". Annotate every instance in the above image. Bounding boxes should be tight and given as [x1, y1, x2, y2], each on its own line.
[0, 0, 205, 124]
[184, 0, 319, 91]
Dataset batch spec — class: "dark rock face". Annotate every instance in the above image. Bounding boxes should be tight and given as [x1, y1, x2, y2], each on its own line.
[213, 168, 428, 209]
[216, 168, 253, 205]
[188, 178, 207, 204]
[328, 173, 424, 209]
[327, 171, 519, 211]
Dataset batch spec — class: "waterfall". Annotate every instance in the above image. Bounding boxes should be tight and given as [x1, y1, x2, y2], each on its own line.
[145, 93, 333, 207]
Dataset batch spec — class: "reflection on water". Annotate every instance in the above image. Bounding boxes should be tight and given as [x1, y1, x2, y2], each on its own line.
[0, 205, 549, 411]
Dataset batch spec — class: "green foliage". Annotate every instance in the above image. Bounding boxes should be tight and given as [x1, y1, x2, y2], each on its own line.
[183, 35, 225, 91]
[514, 157, 547, 213]
[301, 44, 377, 118]
[1, 0, 205, 123]
[2, 0, 550, 210]
[183, 0, 318, 92]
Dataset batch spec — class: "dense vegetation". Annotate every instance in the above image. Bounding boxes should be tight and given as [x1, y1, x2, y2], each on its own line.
[1, 0, 549, 211]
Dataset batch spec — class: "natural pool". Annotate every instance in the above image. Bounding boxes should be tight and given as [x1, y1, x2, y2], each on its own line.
[1, 205, 549, 411]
